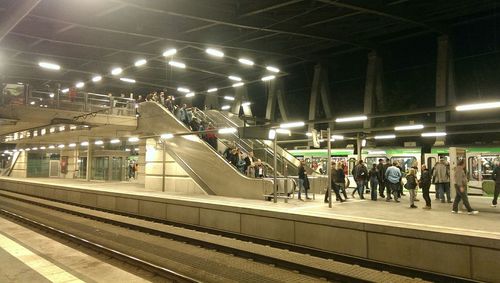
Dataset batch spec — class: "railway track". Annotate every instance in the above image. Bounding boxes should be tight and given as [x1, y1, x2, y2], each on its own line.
[0, 190, 478, 283]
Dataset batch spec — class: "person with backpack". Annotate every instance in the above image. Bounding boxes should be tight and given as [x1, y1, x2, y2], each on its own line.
[433, 158, 451, 203]
[352, 160, 368, 199]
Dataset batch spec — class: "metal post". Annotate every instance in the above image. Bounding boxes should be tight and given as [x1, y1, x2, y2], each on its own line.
[56, 83, 60, 108]
[273, 134, 278, 203]
[327, 128, 332, 208]
[84, 92, 89, 112]
[356, 133, 362, 161]
[162, 141, 166, 192]
[86, 140, 92, 181]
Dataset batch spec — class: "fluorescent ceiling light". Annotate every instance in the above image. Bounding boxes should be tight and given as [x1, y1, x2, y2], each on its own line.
[177, 87, 190, 93]
[221, 105, 230, 110]
[206, 48, 224, 57]
[223, 96, 235, 101]
[168, 60, 186, 69]
[238, 58, 254, 66]
[455, 101, 500, 111]
[218, 127, 237, 134]
[306, 132, 313, 137]
[125, 148, 131, 152]
[268, 129, 276, 140]
[59, 126, 65, 131]
[261, 75, 275, 81]
[276, 128, 291, 135]
[374, 134, 396, 139]
[128, 137, 139, 142]
[69, 125, 77, 130]
[362, 139, 367, 147]
[163, 48, 177, 57]
[331, 135, 344, 140]
[61, 88, 69, 93]
[394, 124, 424, 131]
[49, 93, 55, 98]
[110, 139, 120, 144]
[94, 140, 103, 145]
[92, 75, 102, 82]
[185, 92, 195, 98]
[160, 133, 174, 139]
[68, 143, 76, 147]
[266, 66, 280, 73]
[232, 82, 244, 87]
[134, 59, 147, 67]
[120, 77, 136, 83]
[421, 132, 447, 137]
[280, 121, 305, 128]
[31, 147, 38, 150]
[48, 145, 55, 149]
[207, 88, 218, 93]
[80, 141, 89, 146]
[111, 67, 123, 75]
[58, 144, 65, 148]
[30, 101, 35, 105]
[40, 146, 46, 150]
[75, 82, 85, 88]
[241, 101, 251, 106]
[39, 62, 60, 70]
[25, 148, 31, 151]
[228, 75, 242, 81]
[335, 115, 368, 123]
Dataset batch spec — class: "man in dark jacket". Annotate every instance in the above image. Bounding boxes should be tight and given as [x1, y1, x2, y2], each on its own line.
[492, 162, 500, 208]
[419, 164, 432, 209]
[352, 160, 368, 199]
[376, 159, 386, 198]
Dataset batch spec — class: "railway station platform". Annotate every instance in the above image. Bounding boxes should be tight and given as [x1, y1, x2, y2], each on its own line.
[0, 176, 499, 282]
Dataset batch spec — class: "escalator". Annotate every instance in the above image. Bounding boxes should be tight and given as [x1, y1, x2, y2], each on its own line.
[138, 102, 274, 199]
[200, 110, 315, 176]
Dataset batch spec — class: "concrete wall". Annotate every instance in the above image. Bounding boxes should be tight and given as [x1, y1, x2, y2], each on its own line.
[0, 178, 498, 282]
[10, 150, 27, 178]
[144, 138, 205, 194]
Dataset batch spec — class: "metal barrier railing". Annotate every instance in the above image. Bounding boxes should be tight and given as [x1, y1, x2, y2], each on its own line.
[2, 88, 136, 116]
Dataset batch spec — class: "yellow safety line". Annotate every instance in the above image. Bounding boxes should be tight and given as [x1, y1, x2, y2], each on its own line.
[0, 233, 84, 283]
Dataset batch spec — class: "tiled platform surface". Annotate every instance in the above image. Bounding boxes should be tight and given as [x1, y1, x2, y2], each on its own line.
[1, 177, 499, 282]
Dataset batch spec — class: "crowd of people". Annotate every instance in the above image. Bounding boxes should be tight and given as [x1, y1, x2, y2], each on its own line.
[221, 146, 268, 178]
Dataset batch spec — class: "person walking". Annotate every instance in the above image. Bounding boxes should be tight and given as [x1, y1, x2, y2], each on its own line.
[492, 161, 500, 208]
[337, 163, 349, 200]
[369, 164, 379, 201]
[419, 164, 432, 209]
[298, 160, 311, 201]
[385, 161, 402, 202]
[452, 160, 478, 214]
[405, 168, 418, 208]
[352, 160, 368, 199]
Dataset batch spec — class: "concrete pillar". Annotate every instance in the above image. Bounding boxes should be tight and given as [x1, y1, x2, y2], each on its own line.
[363, 51, 384, 129]
[435, 35, 456, 145]
[308, 64, 334, 145]
[203, 93, 219, 110]
[86, 140, 93, 181]
[232, 86, 252, 116]
[265, 78, 287, 122]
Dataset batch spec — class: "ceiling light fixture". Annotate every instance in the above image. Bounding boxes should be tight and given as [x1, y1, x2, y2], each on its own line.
[455, 101, 500, 111]
[163, 48, 177, 57]
[266, 66, 280, 73]
[421, 132, 447, 137]
[111, 67, 123, 75]
[120, 78, 136, 83]
[38, 62, 60, 70]
[374, 134, 396, 139]
[280, 121, 305, 128]
[261, 75, 275, 81]
[80, 141, 89, 146]
[61, 88, 69, 93]
[238, 58, 254, 66]
[223, 96, 235, 101]
[335, 115, 368, 123]
[206, 48, 224, 57]
[241, 101, 251, 106]
[331, 135, 344, 140]
[92, 75, 102, 82]
[134, 59, 147, 67]
[95, 140, 104, 145]
[128, 137, 139, 142]
[185, 92, 195, 98]
[68, 143, 76, 147]
[207, 88, 218, 93]
[168, 60, 186, 69]
[75, 82, 84, 88]
[394, 124, 424, 131]
[228, 75, 242, 81]
[177, 87, 190, 93]
[232, 82, 244, 88]
[221, 105, 230, 110]
[110, 139, 120, 144]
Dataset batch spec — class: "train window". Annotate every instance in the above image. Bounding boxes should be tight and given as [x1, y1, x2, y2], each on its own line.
[365, 156, 386, 170]
[391, 156, 418, 173]
[480, 155, 499, 179]
[468, 156, 480, 181]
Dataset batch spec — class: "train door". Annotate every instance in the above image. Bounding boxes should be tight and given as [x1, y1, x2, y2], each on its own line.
[449, 147, 467, 197]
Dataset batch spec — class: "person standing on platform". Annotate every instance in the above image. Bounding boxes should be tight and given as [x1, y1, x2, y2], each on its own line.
[337, 163, 348, 200]
[385, 161, 402, 202]
[298, 160, 311, 201]
[369, 164, 379, 201]
[452, 160, 478, 214]
[419, 164, 432, 209]
[396, 162, 406, 197]
[325, 162, 344, 203]
[352, 160, 368, 199]
[405, 168, 418, 208]
[433, 158, 451, 203]
[376, 159, 386, 198]
[491, 161, 500, 207]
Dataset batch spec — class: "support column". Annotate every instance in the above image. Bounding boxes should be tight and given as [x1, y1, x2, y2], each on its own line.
[363, 51, 384, 130]
[203, 92, 219, 110]
[308, 64, 334, 146]
[435, 35, 455, 145]
[265, 78, 287, 122]
[86, 140, 93, 181]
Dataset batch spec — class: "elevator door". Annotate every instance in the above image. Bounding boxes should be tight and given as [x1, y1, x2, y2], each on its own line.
[92, 157, 109, 180]
[111, 157, 123, 181]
